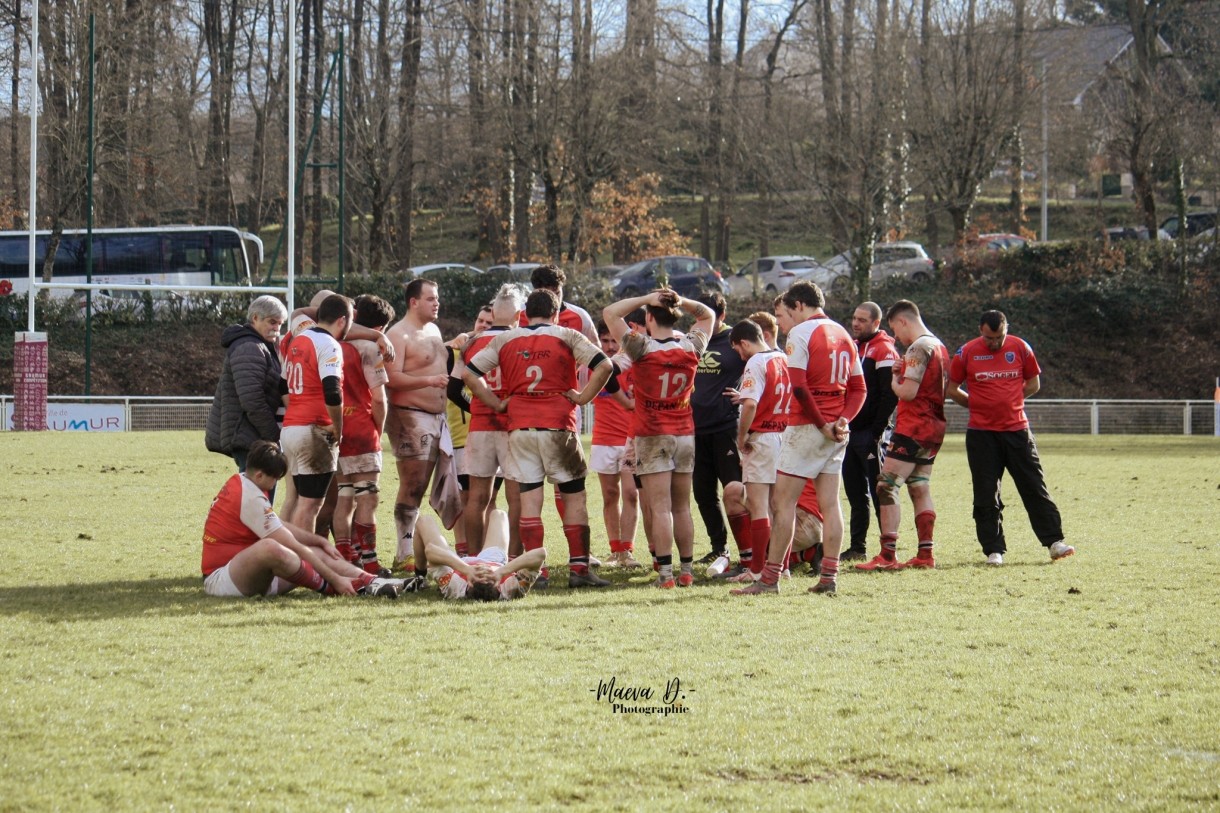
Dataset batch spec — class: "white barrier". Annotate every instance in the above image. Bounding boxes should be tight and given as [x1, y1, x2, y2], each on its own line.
[0, 395, 1215, 435]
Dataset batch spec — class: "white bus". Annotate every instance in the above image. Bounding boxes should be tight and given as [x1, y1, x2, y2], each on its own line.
[0, 226, 263, 304]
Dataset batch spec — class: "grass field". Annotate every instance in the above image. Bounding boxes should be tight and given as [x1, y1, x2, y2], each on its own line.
[1, 431, 1218, 811]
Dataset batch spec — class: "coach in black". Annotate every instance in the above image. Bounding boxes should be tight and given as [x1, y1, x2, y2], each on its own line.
[840, 302, 900, 561]
[691, 292, 747, 561]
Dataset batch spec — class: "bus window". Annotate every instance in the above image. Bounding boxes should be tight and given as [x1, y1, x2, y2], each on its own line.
[212, 231, 244, 284]
[101, 235, 162, 279]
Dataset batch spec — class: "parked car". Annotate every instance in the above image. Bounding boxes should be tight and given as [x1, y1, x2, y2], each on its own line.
[972, 233, 1028, 252]
[823, 241, 936, 284]
[1159, 211, 1217, 239]
[1098, 226, 1169, 243]
[485, 263, 542, 281]
[726, 255, 845, 298]
[405, 263, 484, 277]
[611, 256, 729, 299]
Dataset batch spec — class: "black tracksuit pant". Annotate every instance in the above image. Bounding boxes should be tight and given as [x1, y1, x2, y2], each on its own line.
[965, 428, 1064, 555]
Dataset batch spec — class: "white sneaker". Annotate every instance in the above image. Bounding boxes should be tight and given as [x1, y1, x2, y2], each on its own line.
[706, 554, 731, 577]
[1049, 541, 1076, 561]
[588, 554, 602, 568]
[986, 552, 1004, 566]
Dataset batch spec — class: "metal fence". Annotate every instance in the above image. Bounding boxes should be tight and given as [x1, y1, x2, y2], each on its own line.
[0, 394, 1216, 435]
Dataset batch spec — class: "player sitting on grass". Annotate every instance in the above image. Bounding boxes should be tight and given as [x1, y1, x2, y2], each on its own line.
[418, 509, 543, 601]
[201, 440, 403, 599]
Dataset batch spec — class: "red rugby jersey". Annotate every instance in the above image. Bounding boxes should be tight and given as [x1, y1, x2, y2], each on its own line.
[201, 473, 283, 575]
[468, 324, 604, 432]
[620, 330, 709, 437]
[283, 328, 343, 427]
[339, 338, 387, 457]
[738, 349, 791, 434]
[893, 334, 950, 446]
[948, 335, 1040, 432]
[591, 364, 634, 446]
[796, 478, 824, 521]
[461, 327, 512, 432]
[784, 317, 862, 427]
[518, 302, 597, 341]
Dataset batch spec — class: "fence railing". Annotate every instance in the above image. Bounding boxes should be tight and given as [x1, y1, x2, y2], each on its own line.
[0, 395, 1217, 435]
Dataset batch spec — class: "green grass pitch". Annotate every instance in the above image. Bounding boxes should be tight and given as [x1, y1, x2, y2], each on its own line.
[1, 431, 1217, 810]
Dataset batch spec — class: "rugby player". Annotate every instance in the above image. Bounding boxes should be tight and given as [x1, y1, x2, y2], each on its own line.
[201, 441, 402, 599]
[332, 294, 394, 575]
[857, 300, 950, 571]
[464, 289, 614, 589]
[604, 289, 715, 589]
[384, 278, 450, 590]
[733, 281, 865, 596]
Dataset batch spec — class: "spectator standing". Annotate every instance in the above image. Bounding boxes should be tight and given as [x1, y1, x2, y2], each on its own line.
[206, 295, 288, 481]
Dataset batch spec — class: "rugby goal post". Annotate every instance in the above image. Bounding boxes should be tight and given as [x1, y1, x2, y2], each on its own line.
[14, 0, 303, 430]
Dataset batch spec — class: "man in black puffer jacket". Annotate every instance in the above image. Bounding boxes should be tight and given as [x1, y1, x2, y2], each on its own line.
[206, 295, 289, 473]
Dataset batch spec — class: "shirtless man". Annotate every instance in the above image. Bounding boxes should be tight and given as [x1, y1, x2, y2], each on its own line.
[385, 278, 449, 590]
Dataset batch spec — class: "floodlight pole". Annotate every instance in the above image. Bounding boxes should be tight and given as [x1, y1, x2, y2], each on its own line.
[25, 0, 39, 333]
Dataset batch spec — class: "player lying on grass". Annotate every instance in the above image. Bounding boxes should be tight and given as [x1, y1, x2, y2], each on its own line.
[201, 440, 404, 599]
[418, 509, 544, 601]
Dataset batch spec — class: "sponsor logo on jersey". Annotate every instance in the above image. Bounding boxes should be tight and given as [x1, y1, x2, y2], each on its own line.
[1005, 351, 1016, 363]
[976, 370, 1021, 381]
[972, 354, 994, 360]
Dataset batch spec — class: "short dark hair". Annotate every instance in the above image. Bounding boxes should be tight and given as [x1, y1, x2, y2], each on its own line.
[531, 264, 566, 291]
[980, 310, 1007, 331]
[885, 299, 920, 323]
[596, 319, 611, 337]
[696, 291, 726, 318]
[353, 294, 394, 329]
[729, 319, 764, 346]
[783, 281, 825, 311]
[247, 440, 287, 479]
[525, 288, 560, 319]
[404, 278, 437, 306]
[645, 289, 681, 328]
[478, 304, 494, 315]
[317, 294, 353, 325]
[467, 580, 500, 602]
[625, 308, 647, 327]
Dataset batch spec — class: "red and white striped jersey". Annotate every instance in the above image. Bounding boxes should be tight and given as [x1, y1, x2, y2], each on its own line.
[201, 473, 283, 576]
[784, 318, 862, 427]
[620, 329, 709, 437]
[738, 349, 791, 434]
[282, 328, 343, 427]
[467, 324, 604, 432]
[460, 327, 512, 433]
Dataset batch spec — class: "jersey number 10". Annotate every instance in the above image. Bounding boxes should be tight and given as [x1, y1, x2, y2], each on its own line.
[826, 350, 851, 386]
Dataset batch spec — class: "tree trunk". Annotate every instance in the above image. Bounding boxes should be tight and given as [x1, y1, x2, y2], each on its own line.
[310, 0, 324, 276]
[394, 0, 423, 268]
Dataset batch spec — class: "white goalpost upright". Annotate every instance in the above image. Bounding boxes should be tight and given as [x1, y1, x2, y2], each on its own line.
[14, 0, 299, 430]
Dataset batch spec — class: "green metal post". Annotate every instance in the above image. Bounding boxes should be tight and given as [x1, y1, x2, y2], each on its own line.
[338, 31, 345, 293]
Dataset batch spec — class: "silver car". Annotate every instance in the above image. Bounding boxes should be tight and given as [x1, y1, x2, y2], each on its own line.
[726, 255, 845, 298]
[823, 241, 936, 284]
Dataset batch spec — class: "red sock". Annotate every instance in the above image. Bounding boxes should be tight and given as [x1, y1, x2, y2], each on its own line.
[820, 556, 839, 585]
[749, 518, 771, 575]
[521, 517, 545, 552]
[564, 523, 590, 575]
[880, 533, 898, 559]
[728, 511, 752, 557]
[915, 511, 936, 557]
[287, 560, 326, 593]
[760, 560, 783, 586]
[455, 541, 470, 557]
[353, 521, 380, 574]
[334, 539, 359, 564]
[609, 539, 628, 553]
